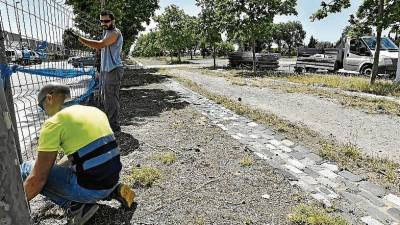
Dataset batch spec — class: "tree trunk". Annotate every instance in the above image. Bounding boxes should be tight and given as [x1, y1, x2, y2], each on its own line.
[370, 0, 384, 85]
[395, 44, 400, 82]
[0, 23, 31, 225]
[213, 45, 216, 70]
[288, 45, 292, 58]
[252, 39, 256, 73]
[177, 50, 181, 63]
[190, 49, 193, 60]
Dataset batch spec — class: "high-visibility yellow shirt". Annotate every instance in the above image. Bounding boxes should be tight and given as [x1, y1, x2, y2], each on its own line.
[37, 105, 113, 155]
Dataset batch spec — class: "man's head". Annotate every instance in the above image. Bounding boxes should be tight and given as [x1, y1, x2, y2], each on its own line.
[100, 10, 115, 30]
[38, 82, 71, 116]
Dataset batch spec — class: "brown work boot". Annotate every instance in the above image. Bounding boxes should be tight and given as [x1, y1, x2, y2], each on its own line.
[113, 183, 135, 208]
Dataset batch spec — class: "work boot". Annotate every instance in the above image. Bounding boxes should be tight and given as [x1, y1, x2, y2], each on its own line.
[67, 202, 99, 225]
[112, 183, 135, 208]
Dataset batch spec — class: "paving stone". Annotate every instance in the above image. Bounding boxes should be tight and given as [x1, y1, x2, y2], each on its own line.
[316, 177, 339, 189]
[387, 208, 400, 220]
[247, 122, 258, 127]
[384, 194, 400, 208]
[284, 164, 303, 174]
[359, 181, 386, 198]
[269, 139, 281, 147]
[364, 206, 394, 224]
[311, 192, 332, 207]
[360, 216, 384, 225]
[287, 158, 306, 169]
[291, 180, 316, 192]
[336, 176, 360, 192]
[273, 150, 290, 160]
[280, 145, 293, 153]
[273, 133, 285, 141]
[322, 162, 339, 172]
[236, 133, 247, 138]
[276, 169, 299, 181]
[359, 190, 386, 207]
[300, 158, 316, 167]
[249, 134, 259, 139]
[306, 153, 323, 163]
[254, 152, 270, 160]
[293, 145, 309, 153]
[318, 169, 338, 179]
[298, 174, 319, 185]
[290, 152, 307, 160]
[339, 170, 363, 182]
[281, 139, 295, 147]
[265, 144, 277, 150]
[302, 167, 320, 179]
[231, 135, 241, 140]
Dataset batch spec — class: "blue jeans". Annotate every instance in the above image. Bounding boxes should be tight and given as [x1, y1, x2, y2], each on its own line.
[20, 161, 117, 209]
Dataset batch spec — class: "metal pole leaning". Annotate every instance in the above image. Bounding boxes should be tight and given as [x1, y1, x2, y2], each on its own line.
[0, 27, 31, 225]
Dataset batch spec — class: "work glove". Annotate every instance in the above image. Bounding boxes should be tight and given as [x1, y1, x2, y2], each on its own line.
[65, 29, 80, 39]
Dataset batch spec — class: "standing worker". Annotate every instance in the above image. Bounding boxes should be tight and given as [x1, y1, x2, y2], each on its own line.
[67, 10, 124, 132]
[21, 83, 135, 225]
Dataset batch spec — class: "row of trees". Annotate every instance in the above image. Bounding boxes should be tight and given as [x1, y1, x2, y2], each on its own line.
[133, 1, 307, 71]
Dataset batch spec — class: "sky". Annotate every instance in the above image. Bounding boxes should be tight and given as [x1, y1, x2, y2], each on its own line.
[144, 0, 363, 43]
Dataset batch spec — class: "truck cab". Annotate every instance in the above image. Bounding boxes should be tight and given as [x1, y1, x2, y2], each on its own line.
[343, 36, 398, 76]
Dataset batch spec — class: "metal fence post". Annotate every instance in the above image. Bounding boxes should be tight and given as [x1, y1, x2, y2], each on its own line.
[0, 26, 31, 225]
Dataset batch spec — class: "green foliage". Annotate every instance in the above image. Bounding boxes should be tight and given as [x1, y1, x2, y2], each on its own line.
[289, 204, 349, 225]
[308, 35, 318, 48]
[280, 21, 306, 54]
[311, 0, 351, 21]
[155, 5, 192, 62]
[65, 0, 159, 54]
[217, 41, 235, 56]
[130, 166, 161, 187]
[132, 31, 163, 57]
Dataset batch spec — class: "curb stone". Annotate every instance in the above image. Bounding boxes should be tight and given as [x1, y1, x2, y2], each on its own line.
[165, 79, 400, 224]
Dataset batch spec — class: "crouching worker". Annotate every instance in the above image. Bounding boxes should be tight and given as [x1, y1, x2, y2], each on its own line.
[20, 82, 135, 225]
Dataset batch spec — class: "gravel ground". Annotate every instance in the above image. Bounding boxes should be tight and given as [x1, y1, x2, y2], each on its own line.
[30, 69, 308, 225]
[166, 68, 400, 163]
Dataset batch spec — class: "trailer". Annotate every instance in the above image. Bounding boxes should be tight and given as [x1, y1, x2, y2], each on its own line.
[228, 52, 280, 70]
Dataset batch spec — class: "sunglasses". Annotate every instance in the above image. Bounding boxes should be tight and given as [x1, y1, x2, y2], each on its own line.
[99, 19, 112, 23]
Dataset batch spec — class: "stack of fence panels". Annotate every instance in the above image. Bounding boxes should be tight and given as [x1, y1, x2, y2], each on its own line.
[296, 48, 340, 71]
[228, 52, 280, 70]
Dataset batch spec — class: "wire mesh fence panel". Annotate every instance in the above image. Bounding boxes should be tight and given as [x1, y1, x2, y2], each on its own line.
[0, 0, 101, 161]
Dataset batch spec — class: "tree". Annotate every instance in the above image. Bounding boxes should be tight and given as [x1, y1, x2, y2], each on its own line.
[272, 23, 285, 52]
[185, 16, 202, 60]
[220, 0, 297, 72]
[312, 0, 400, 84]
[155, 5, 191, 63]
[281, 21, 306, 56]
[196, 0, 224, 69]
[66, 0, 159, 55]
[308, 35, 318, 48]
[132, 31, 163, 57]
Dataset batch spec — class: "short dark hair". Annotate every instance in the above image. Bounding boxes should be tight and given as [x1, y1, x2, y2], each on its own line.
[100, 10, 115, 20]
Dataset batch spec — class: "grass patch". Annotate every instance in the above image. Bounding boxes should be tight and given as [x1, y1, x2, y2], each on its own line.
[130, 166, 161, 187]
[240, 155, 254, 167]
[152, 151, 177, 165]
[168, 74, 399, 191]
[171, 68, 400, 117]
[288, 204, 349, 225]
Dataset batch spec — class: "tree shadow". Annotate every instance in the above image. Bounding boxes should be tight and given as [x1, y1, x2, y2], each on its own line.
[122, 68, 171, 87]
[115, 131, 140, 156]
[119, 88, 189, 124]
[85, 203, 138, 225]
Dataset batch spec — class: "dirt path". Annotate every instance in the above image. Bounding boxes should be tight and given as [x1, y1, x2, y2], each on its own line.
[31, 69, 307, 225]
[166, 68, 400, 163]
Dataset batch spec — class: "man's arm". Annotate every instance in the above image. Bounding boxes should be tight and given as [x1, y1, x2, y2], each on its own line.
[24, 151, 58, 201]
[79, 31, 118, 49]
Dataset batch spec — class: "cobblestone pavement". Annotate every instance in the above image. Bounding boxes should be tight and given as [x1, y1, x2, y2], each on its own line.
[165, 68, 400, 163]
[163, 79, 400, 225]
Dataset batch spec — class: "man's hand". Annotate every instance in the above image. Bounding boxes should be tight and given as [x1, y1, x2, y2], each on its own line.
[65, 29, 80, 39]
[24, 151, 57, 201]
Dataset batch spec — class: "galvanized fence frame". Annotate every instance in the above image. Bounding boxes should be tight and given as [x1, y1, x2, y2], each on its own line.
[0, 0, 101, 162]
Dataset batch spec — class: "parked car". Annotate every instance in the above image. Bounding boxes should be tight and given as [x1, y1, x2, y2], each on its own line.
[69, 55, 96, 68]
[5, 49, 22, 63]
[30, 51, 42, 64]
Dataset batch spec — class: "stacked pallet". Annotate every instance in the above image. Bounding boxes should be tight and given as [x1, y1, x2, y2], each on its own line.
[296, 48, 340, 71]
[228, 52, 280, 70]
